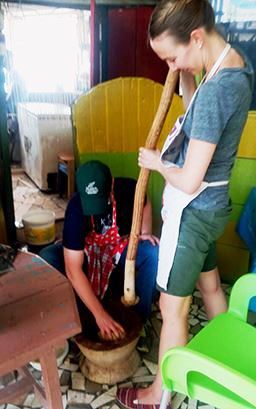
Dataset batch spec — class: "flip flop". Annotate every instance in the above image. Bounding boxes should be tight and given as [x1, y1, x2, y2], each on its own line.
[116, 387, 172, 409]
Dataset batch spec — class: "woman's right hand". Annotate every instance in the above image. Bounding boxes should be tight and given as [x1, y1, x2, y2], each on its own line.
[138, 147, 161, 171]
[95, 309, 126, 341]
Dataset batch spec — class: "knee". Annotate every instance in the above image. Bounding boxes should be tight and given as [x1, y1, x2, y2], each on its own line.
[159, 293, 191, 322]
[138, 240, 159, 264]
[151, 245, 159, 266]
[38, 243, 64, 273]
[197, 270, 221, 296]
[39, 246, 51, 261]
[134, 242, 159, 295]
[39, 244, 57, 261]
[200, 284, 221, 299]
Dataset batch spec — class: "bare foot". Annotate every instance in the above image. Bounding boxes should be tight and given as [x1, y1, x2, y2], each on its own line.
[136, 386, 162, 405]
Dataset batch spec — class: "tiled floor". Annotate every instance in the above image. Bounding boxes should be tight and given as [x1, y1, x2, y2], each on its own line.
[11, 167, 68, 225]
[7, 168, 255, 409]
[1, 285, 244, 409]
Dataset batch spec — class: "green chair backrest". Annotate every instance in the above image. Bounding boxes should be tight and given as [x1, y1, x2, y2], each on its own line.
[161, 273, 256, 409]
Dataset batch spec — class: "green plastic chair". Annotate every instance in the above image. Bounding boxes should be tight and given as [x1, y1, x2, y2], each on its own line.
[160, 273, 256, 409]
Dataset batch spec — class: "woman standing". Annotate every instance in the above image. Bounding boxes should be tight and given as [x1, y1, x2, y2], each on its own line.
[117, 0, 254, 407]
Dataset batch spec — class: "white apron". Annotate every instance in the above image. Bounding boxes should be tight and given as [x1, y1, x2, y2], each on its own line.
[157, 44, 231, 290]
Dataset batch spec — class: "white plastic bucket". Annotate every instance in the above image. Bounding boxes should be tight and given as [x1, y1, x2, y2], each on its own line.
[22, 209, 55, 245]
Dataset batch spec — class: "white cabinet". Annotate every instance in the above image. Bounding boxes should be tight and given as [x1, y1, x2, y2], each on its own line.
[17, 103, 73, 190]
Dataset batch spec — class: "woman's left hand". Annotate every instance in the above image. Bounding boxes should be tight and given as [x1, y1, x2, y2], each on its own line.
[138, 147, 161, 171]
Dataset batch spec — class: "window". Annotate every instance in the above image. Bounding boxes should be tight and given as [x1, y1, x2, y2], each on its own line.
[212, 0, 256, 23]
[3, 4, 90, 95]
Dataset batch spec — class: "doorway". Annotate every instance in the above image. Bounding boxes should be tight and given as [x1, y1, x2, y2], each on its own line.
[2, 3, 90, 234]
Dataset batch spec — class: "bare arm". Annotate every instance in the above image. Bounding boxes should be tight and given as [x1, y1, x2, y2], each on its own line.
[63, 247, 125, 340]
[138, 138, 217, 194]
[141, 199, 153, 235]
[140, 199, 159, 245]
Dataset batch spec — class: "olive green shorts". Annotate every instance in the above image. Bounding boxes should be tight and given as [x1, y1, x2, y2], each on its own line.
[157, 206, 231, 297]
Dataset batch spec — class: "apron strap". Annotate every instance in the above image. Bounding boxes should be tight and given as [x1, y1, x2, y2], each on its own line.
[207, 180, 229, 187]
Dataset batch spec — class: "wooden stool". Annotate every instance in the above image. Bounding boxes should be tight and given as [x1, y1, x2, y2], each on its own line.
[0, 250, 81, 409]
[58, 153, 75, 199]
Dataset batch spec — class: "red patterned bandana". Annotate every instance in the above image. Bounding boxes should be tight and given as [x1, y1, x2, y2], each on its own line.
[84, 194, 128, 299]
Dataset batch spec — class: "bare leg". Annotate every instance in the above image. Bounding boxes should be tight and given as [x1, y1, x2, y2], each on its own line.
[196, 267, 227, 320]
[136, 293, 191, 404]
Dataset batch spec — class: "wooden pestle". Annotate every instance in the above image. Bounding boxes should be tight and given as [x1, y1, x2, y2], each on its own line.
[122, 69, 179, 306]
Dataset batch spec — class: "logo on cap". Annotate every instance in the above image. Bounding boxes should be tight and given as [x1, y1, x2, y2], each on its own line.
[85, 181, 99, 195]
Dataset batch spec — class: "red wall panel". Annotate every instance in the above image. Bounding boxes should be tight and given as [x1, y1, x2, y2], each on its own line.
[108, 8, 136, 79]
[107, 6, 168, 84]
[135, 7, 168, 84]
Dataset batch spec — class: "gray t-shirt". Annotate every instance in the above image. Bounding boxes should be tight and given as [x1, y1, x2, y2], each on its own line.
[174, 49, 254, 210]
